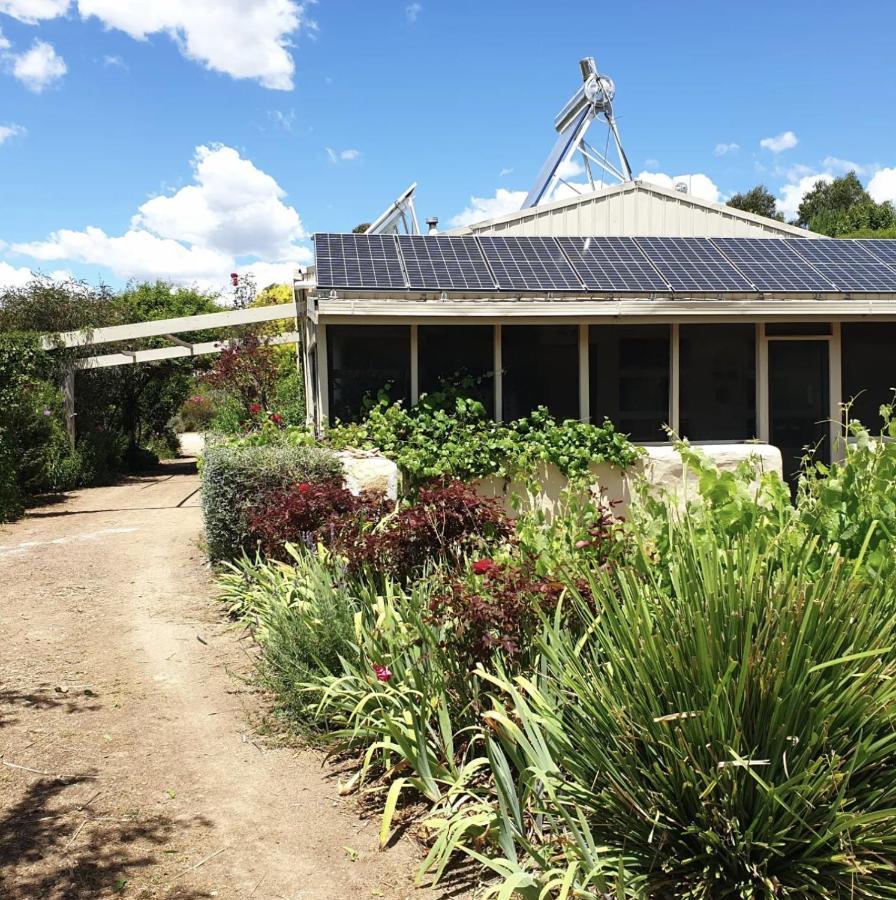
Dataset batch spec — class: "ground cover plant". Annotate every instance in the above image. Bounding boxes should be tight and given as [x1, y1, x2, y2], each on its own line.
[215, 410, 896, 897]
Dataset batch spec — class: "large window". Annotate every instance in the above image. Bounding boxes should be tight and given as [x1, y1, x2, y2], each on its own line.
[502, 325, 579, 421]
[842, 323, 896, 430]
[327, 325, 410, 422]
[590, 325, 669, 441]
[679, 324, 756, 441]
[418, 325, 494, 416]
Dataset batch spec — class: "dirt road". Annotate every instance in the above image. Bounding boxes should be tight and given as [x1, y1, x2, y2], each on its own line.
[0, 461, 438, 899]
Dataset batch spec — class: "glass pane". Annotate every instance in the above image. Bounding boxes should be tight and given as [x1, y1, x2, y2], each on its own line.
[327, 325, 410, 422]
[502, 325, 579, 421]
[841, 323, 896, 431]
[418, 325, 494, 417]
[590, 325, 669, 441]
[680, 325, 756, 441]
[769, 340, 830, 482]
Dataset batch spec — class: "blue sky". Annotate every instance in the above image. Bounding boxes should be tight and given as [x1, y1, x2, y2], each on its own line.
[1, 0, 895, 294]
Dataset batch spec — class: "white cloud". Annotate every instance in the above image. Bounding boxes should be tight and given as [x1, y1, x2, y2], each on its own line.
[760, 130, 798, 153]
[406, 3, 422, 22]
[77, 0, 306, 90]
[134, 144, 306, 259]
[715, 142, 740, 156]
[9, 39, 66, 91]
[499, 167, 513, 177]
[102, 53, 127, 69]
[868, 167, 896, 204]
[822, 155, 870, 176]
[0, 29, 8, 51]
[268, 108, 295, 131]
[450, 188, 526, 227]
[11, 144, 312, 289]
[0, 0, 69, 23]
[556, 158, 585, 180]
[0, 122, 25, 143]
[777, 171, 833, 220]
[0, 260, 71, 288]
[326, 147, 360, 164]
[636, 171, 722, 204]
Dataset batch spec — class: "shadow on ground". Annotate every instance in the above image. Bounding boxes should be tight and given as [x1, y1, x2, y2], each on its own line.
[0, 776, 214, 899]
[0, 686, 102, 728]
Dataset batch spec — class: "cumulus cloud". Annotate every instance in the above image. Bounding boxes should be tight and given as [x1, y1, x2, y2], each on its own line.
[11, 144, 312, 289]
[636, 171, 722, 204]
[868, 167, 896, 204]
[715, 142, 740, 156]
[0, 122, 25, 143]
[0, 0, 68, 22]
[0, 260, 71, 288]
[760, 130, 798, 153]
[822, 155, 870, 176]
[326, 147, 360, 164]
[1, 1, 307, 89]
[777, 172, 833, 220]
[450, 188, 527, 227]
[9, 39, 66, 91]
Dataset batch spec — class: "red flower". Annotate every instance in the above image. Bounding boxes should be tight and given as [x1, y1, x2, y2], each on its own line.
[230, 272, 239, 287]
[472, 559, 498, 575]
[249, 402, 262, 415]
[372, 664, 393, 683]
[297, 482, 311, 494]
[271, 412, 285, 427]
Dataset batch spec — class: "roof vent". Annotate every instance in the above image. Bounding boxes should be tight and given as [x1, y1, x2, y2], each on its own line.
[426, 216, 439, 234]
[674, 181, 688, 194]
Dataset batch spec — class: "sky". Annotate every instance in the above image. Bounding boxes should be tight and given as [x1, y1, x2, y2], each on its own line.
[1, 0, 895, 296]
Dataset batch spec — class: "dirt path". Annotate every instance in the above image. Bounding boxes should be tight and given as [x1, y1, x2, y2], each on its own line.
[0, 461, 442, 900]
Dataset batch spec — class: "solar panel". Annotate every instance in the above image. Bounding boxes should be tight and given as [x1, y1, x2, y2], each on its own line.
[557, 237, 669, 292]
[787, 238, 896, 292]
[314, 233, 407, 290]
[478, 236, 584, 291]
[857, 239, 896, 266]
[635, 237, 754, 292]
[712, 238, 838, 292]
[397, 235, 496, 291]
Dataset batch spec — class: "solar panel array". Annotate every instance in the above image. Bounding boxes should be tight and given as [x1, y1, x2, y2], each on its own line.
[313, 232, 896, 295]
[558, 236, 670, 292]
[478, 236, 583, 291]
[786, 238, 896, 292]
[712, 238, 838, 292]
[397, 235, 495, 290]
[634, 237, 755, 293]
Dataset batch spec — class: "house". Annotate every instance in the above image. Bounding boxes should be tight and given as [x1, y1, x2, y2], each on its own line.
[296, 181, 896, 482]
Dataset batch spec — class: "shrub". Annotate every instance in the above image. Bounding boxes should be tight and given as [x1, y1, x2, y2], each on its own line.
[200, 442, 343, 561]
[247, 481, 389, 561]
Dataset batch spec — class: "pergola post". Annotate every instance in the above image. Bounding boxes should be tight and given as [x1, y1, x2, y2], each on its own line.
[62, 364, 76, 448]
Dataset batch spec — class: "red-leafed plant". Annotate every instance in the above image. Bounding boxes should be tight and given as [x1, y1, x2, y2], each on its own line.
[247, 480, 389, 561]
[202, 332, 280, 421]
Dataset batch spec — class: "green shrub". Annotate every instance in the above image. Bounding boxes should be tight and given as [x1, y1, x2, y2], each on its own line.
[200, 441, 342, 561]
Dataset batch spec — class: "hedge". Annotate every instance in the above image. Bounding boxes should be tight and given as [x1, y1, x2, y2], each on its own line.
[201, 442, 343, 561]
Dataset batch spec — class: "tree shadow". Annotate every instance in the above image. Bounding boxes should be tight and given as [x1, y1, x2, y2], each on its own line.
[0, 686, 102, 728]
[0, 776, 215, 899]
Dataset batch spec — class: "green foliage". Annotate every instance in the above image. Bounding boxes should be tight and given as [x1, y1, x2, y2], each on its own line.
[726, 184, 783, 221]
[200, 440, 342, 561]
[796, 171, 896, 236]
[327, 389, 639, 485]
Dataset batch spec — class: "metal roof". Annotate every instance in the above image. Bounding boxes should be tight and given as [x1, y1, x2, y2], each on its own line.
[445, 180, 814, 240]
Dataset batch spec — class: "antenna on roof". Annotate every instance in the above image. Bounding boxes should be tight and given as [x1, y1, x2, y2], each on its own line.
[523, 57, 633, 209]
[367, 183, 421, 235]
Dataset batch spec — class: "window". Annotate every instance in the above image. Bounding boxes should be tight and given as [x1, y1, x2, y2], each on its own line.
[590, 325, 669, 441]
[679, 325, 756, 441]
[418, 325, 494, 416]
[327, 325, 410, 422]
[765, 322, 831, 336]
[842, 323, 896, 430]
[502, 325, 579, 421]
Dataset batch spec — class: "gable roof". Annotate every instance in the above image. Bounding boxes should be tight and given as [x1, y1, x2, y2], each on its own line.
[446, 179, 814, 240]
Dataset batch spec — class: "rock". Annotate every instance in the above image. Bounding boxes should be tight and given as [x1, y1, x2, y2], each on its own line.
[336, 450, 401, 500]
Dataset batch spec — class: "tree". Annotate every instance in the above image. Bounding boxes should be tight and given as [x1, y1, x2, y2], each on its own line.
[727, 185, 783, 221]
[352, 223, 370, 233]
[797, 172, 869, 228]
